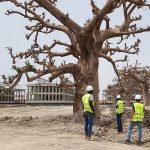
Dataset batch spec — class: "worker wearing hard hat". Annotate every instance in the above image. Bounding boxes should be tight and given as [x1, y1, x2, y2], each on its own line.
[82, 85, 95, 140]
[125, 94, 144, 145]
[116, 95, 124, 133]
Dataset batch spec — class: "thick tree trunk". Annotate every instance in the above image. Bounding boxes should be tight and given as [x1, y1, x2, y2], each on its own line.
[73, 51, 100, 124]
[72, 85, 84, 123]
[92, 68, 101, 124]
[143, 85, 150, 106]
[72, 73, 100, 124]
[125, 91, 131, 106]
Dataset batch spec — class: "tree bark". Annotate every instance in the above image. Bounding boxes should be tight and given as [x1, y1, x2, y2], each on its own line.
[73, 49, 100, 124]
[125, 91, 131, 107]
[72, 85, 84, 123]
[143, 85, 150, 106]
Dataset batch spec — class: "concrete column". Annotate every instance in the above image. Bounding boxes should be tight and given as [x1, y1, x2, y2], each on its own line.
[51, 94, 53, 101]
[37, 94, 39, 101]
[42, 86, 44, 93]
[3, 95, 5, 102]
[43, 94, 45, 101]
[29, 92, 31, 101]
[27, 93, 29, 100]
[50, 86, 52, 92]
[19, 90, 21, 102]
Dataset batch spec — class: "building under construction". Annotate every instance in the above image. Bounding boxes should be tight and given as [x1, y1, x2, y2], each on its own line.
[0, 83, 25, 104]
[26, 78, 75, 104]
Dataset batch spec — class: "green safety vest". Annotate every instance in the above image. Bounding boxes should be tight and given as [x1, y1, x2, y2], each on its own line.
[82, 94, 94, 113]
[132, 102, 144, 122]
[116, 100, 124, 114]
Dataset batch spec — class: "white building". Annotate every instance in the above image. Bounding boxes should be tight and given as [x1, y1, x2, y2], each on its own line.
[26, 79, 75, 104]
[0, 83, 25, 104]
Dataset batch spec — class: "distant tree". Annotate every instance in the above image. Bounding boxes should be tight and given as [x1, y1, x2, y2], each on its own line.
[119, 61, 150, 105]
[0, 0, 150, 123]
[108, 76, 142, 106]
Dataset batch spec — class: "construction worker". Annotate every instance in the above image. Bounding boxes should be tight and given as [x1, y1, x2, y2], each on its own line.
[116, 95, 124, 133]
[82, 85, 95, 140]
[125, 94, 144, 145]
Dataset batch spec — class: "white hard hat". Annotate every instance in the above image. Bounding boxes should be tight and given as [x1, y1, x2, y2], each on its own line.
[86, 85, 93, 92]
[116, 95, 121, 99]
[135, 94, 141, 100]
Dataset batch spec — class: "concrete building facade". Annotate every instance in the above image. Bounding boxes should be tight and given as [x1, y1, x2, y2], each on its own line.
[26, 81, 75, 104]
[0, 83, 25, 103]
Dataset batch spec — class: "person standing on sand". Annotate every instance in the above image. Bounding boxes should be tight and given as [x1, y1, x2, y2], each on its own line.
[116, 95, 124, 133]
[82, 85, 95, 140]
[125, 94, 144, 146]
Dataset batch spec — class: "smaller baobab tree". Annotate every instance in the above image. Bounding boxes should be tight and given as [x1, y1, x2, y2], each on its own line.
[119, 61, 150, 106]
[103, 77, 133, 106]
[104, 83, 122, 104]
[111, 76, 141, 106]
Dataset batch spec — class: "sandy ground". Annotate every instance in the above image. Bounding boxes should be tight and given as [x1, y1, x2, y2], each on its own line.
[0, 105, 150, 150]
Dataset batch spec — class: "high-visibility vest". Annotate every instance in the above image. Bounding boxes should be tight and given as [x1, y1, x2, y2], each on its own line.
[132, 102, 144, 122]
[116, 100, 124, 114]
[82, 94, 94, 113]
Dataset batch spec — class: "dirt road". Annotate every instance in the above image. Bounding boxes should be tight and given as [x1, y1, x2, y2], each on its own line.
[0, 105, 149, 150]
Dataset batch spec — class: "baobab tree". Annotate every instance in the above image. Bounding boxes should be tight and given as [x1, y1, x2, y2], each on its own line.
[0, 0, 150, 123]
[119, 61, 150, 105]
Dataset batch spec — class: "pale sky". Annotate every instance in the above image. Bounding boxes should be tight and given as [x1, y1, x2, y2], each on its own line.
[0, 0, 150, 98]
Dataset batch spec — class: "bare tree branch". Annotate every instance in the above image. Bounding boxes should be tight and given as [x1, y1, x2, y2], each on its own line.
[34, 0, 82, 35]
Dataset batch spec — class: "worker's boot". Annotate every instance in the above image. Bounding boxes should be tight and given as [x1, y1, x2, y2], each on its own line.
[125, 139, 131, 144]
[137, 141, 142, 146]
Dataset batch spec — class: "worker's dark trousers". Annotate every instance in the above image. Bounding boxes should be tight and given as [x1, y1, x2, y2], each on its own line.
[84, 112, 93, 137]
[116, 113, 123, 132]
